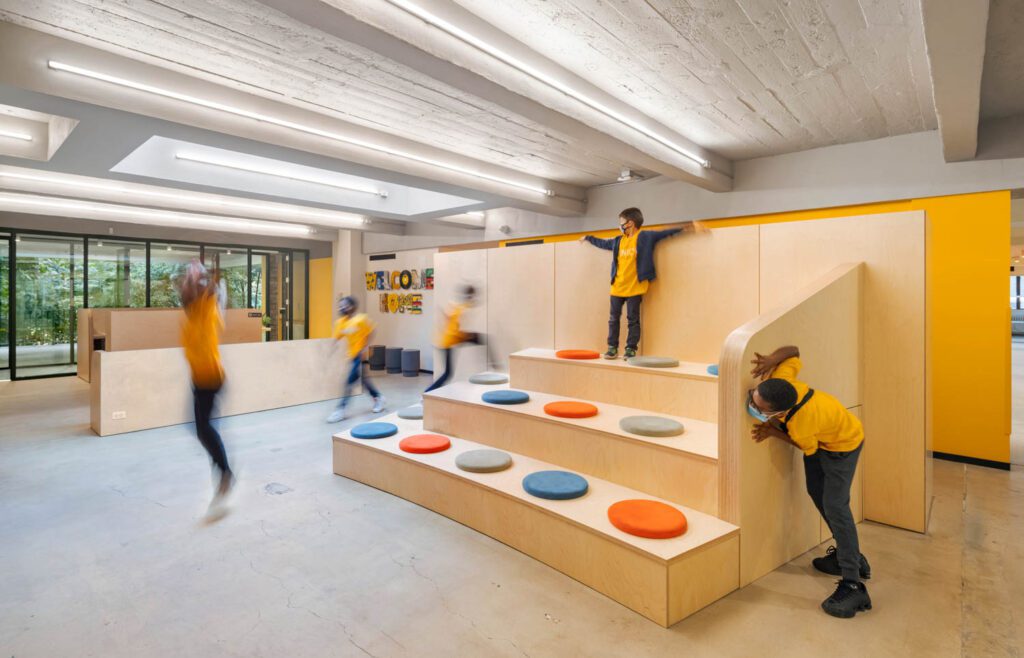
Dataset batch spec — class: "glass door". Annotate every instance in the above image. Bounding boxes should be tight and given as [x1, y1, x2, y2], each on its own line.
[13, 234, 84, 378]
[1, 234, 9, 381]
[251, 250, 291, 341]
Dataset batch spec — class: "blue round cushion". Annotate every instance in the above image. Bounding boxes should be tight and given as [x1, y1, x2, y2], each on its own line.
[482, 389, 531, 405]
[707, 364, 719, 376]
[522, 470, 589, 500]
[351, 422, 398, 440]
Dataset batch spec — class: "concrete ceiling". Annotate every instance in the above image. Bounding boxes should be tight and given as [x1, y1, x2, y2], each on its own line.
[980, 0, 1024, 121]
[0, 0, 667, 188]
[354, 0, 938, 160]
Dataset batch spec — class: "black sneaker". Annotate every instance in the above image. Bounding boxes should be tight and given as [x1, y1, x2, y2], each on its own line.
[603, 346, 618, 360]
[821, 580, 871, 618]
[812, 545, 872, 580]
[624, 347, 637, 359]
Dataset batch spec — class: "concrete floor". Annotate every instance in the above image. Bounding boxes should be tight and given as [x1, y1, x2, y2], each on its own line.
[1, 374, 1021, 657]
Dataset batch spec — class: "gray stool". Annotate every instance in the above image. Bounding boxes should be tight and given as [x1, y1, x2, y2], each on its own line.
[385, 347, 404, 374]
[369, 345, 386, 371]
[401, 349, 420, 377]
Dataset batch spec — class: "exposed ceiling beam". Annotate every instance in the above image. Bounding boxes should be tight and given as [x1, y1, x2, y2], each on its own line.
[921, 0, 991, 162]
[259, 0, 732, 192]
[0, 22, 586, 216]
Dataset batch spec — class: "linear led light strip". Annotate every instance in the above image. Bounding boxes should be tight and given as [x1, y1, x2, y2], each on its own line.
[0, 128, 33, 141]
[441, 212, 486, 226]
[47, 60, 554, 196]
[174, 151, 388, 198]
[0, 192, 313, 237]
[0, 170, 366, 229]
[384, 0, 709, 169]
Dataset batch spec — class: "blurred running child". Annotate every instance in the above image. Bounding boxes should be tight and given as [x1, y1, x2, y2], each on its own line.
[748, 345, 872, 618]
[579, 207, 705, 359]
[179, 260, 233, 516]
[327, 295, 385, 422]
[425, 285, 491, 393]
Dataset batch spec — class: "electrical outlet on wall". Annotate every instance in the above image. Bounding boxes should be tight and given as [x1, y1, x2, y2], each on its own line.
[112, 411, 126, 420]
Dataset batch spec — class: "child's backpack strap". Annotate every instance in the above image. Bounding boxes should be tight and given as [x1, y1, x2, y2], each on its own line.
[780, 389, 815, 434]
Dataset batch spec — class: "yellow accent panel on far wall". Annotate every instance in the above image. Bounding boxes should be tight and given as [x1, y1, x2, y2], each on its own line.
[503, 191, 1011, 465]
[309, 257, 333, 339]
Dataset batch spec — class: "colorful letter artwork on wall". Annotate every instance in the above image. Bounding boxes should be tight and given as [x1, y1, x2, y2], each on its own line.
[366, 268, 432, 315]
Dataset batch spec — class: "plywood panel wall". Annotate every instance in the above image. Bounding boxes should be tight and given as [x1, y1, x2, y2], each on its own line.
[553, 241, 615, 351]
[433, 249, 489, 380]
[719, 263, 863, 585]
[642, 226, 760, 363]
[759, 211, 925, 532]
[487, 244, 555, 368]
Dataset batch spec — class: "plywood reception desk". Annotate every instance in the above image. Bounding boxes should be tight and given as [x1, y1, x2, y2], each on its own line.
[77, 308, 262, 382]
[90, 338, 353, 436]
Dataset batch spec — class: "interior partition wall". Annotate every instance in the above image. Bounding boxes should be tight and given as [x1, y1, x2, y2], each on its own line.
[0, 226, 309, 381]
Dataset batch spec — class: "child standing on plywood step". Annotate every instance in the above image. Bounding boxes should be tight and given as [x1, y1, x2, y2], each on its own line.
[748, 345, 872, 619]
[327, 296, 385, 423]
[580, 207, 706, 360]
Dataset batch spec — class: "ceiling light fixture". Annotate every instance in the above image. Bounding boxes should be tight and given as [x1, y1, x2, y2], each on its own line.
[0, 170, 366, 229]
[0, 128, 33, 142]
[383, 0, 710, 170]
[48, 60, 555, 196]
[174, 151, 388, 198]
[0, 192, 313, 237]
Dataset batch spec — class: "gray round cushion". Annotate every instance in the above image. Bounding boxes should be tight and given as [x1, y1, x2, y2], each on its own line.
[455, 449, 513, 473]
[397, 404, 423, 420]
[619, 415, 685, 437]
[627, 355, 680, 369]
[469, 372, 509, 385]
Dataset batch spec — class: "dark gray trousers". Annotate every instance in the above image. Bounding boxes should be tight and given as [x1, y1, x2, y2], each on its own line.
[804, 443, 864, 581]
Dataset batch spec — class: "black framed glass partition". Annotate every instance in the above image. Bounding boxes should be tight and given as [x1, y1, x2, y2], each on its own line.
[0, 225, 311, 380]
[203, 246, 248, 309]
[87, 238, 146, 308]
[14, 234, 84, 378]
[149, 242, 201, 307]
[1, 233, 9, 381]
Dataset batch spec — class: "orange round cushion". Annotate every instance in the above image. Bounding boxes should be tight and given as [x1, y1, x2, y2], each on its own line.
[543, 401, 598, 418]
[608, 500, 688, 539]
[399, 434, 451, 454]
[555, 349, 600, 360]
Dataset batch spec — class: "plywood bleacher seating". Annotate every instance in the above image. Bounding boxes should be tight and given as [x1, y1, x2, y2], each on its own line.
[333, 210, 929, 626]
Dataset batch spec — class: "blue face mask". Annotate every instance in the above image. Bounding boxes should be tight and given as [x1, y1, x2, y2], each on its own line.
[747, 389, 779, 423]
[747, 403, 772, 423]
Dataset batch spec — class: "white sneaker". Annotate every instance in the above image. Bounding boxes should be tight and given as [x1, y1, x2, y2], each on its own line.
[372, 396, 386, 413]
[326, 409, 346, 423]
[204, 471, 234, 523]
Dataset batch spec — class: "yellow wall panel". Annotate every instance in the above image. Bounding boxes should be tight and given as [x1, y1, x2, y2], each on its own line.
[309, 257, 333, 339]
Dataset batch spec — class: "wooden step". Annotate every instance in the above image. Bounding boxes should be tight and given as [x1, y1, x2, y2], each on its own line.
[509, 348, 718, 421]
[333, 415, 739, 627]
[424, 382, 719, 515]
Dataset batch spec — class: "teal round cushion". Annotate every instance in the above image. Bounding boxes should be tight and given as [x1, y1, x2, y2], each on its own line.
[397, 404, 423, 420]
[469, 372, 509, 385]
[351, 422, 398, 440]
[619, 415, 685, 437]
[522, 470, 589, 500]
[455, 449, 513, 473]
[627, 356, 680, 368]
[482, 389, 530, 405]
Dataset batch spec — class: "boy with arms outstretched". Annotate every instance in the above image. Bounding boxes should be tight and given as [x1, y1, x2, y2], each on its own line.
[748, 345, 872, 618]
[580, 207, 704, 359]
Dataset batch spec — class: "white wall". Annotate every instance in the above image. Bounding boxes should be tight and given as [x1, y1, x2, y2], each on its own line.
[584, 130, 1024, 230]
[363, 247, 438, 370]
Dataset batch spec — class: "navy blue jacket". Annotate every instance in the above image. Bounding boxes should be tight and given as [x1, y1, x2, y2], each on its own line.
[585, 228, 682, 285]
